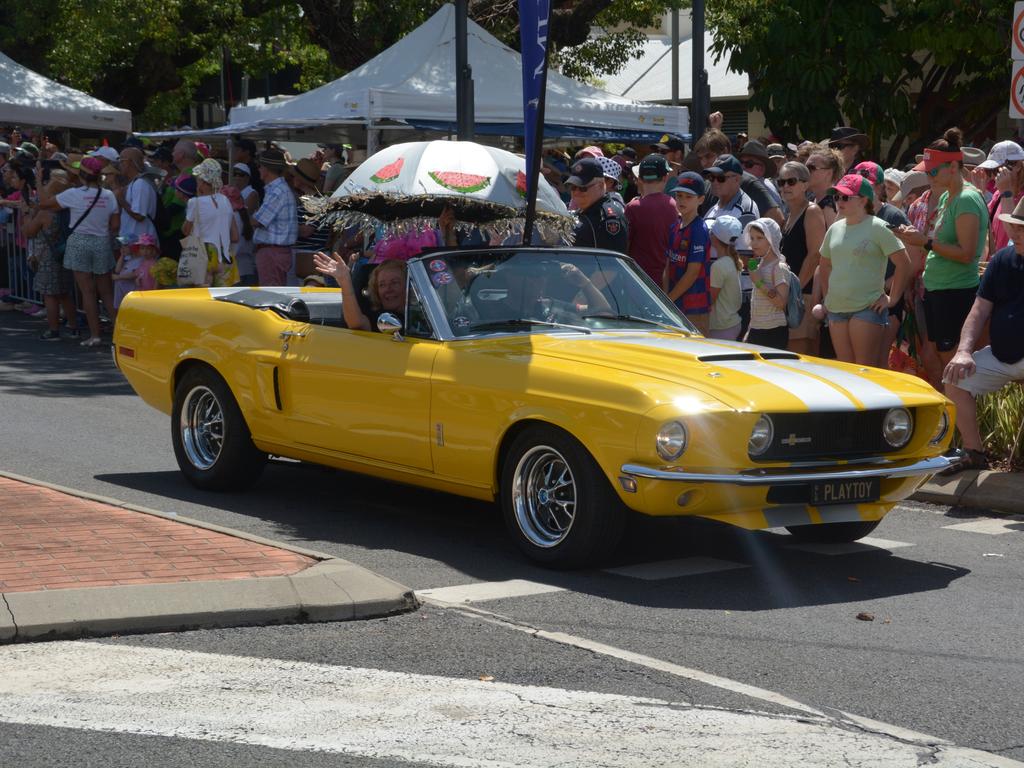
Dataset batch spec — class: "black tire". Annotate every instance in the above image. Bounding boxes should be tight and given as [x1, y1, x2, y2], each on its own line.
[785, 519, 881, 544]
[500, 425, 625, 569]
[171, 366, 266, 491]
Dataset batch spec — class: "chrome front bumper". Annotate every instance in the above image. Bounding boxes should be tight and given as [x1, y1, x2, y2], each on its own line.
[620, 455, 954, 486]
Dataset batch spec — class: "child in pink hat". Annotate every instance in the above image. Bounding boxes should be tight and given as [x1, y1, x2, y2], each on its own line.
[112, 233, 159, 306]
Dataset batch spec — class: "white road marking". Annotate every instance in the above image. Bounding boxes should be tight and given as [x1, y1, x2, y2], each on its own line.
[1, 642, 1018, 767]
[605, 557, 749, 580]
[415, 579, 564, 604]
[786, 536, 914, 555]
[943, 517, 1024, 536]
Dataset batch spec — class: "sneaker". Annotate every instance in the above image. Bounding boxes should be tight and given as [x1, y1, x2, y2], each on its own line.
[64, 328, 82, 340]
[80, 336, 105, 348]
[39, 329, 61, 341]
[940, 448, 989, 476]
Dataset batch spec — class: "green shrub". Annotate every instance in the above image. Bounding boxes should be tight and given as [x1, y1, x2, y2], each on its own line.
[977, 384, 1024, 469]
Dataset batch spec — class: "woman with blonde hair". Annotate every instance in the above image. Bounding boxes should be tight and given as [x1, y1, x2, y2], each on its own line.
[806, 149, 844, 228]
[312, 253, 407, 332]
[183, 157, 238, 286]
[777, 160, 826, 354]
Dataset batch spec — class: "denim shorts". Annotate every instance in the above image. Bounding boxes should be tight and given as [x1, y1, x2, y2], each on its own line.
[826, 306, 889, 327]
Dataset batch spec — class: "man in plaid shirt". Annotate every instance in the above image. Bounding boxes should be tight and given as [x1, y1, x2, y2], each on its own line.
[252, 148, 297, 285]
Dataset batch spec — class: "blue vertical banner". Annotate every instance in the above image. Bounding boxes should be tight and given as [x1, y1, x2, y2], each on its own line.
[519, 0, 551, 243]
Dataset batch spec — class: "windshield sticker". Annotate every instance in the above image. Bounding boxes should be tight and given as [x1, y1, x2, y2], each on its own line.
[428, 259, 448, 273]
[431, 271, 454, 286]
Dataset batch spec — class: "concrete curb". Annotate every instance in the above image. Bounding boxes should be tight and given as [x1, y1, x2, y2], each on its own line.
[0, 471, 419, 643]
[911, 470, 1024, 515]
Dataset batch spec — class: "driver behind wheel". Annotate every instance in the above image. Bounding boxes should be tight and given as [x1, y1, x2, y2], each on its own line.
[489, 259, 611, 324]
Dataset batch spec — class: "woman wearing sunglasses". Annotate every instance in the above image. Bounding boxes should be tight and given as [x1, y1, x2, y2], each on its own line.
[984, 140, 1024, 252]
[805, 149, 843, 229]
[894, 128, 989, 377]
[777, 161, 826, 354]
[819, 175, 912, 366]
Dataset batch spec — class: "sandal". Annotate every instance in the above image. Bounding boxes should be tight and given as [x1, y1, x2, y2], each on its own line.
[940, 448, 989, 476]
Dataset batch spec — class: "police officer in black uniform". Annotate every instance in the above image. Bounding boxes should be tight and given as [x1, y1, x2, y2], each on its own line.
[567, 157, 628, 254]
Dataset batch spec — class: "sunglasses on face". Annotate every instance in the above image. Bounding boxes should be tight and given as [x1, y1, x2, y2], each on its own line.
[567, 182, 599, 192]
[834, 193, 859, 202]
[741, 159, 763, 169]
[1004, 160, 1020, 169]
[708, 174, 736, 183]
[926, 163, 951, 178]
[776, 177, 802, 187]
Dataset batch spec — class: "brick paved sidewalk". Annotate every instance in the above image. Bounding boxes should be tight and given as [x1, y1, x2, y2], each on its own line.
[0, 476, 316, 594]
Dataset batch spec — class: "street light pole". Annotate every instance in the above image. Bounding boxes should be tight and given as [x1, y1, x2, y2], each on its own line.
[456, 0, 475, 141]
[691, 0, 708, 142]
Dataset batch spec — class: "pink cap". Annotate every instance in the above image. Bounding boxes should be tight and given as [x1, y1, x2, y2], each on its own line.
[134, 233, 158, 248]
[577, 146, 604, 158]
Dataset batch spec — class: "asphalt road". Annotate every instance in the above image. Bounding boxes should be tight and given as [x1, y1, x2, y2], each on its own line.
[2, 310, 1022, 766]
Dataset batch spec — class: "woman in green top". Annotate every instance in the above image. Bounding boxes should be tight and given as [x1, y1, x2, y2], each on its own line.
[895, 128, 989, 371]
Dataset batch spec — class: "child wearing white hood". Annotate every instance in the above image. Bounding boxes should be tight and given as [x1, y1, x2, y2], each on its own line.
[743, 217, 790, 349]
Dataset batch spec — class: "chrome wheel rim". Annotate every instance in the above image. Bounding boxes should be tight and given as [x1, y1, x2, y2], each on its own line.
[512, 445, 577, 548]
[180, 385, 224, 470]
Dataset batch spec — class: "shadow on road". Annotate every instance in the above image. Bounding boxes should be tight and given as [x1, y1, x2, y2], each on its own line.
[0, 310, 131, 398]
[97, 458, 970, 613]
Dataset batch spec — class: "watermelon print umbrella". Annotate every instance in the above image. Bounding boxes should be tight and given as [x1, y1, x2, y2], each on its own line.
[306, 140, 573, 243]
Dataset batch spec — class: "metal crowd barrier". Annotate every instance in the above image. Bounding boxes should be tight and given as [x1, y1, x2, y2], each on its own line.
[0, 214, 42, 305]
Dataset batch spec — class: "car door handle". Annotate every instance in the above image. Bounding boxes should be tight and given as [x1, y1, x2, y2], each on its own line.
[279, 330, 307, 340]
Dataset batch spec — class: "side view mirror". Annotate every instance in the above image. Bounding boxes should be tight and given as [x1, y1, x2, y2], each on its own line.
[377, 312, 404, 341]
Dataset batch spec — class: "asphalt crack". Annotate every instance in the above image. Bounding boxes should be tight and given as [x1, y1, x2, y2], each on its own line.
[0, 591, 17, 640]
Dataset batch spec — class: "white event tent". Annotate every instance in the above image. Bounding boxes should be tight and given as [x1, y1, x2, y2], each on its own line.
[0, 50, 132, 133]
[141, 3, 688, 145]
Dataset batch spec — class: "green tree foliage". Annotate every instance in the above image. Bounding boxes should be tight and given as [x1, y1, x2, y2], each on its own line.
[706, 0, 1014, 164]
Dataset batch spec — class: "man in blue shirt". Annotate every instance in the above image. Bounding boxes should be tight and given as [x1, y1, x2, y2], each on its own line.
[941, 199, 1024, 473]
[252, 148, 298, 285]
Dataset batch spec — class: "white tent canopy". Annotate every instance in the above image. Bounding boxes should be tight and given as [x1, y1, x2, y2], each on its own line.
[226, 3, 687, 141]
[600, 24, 748, 103]
[0, 50, 132, 133]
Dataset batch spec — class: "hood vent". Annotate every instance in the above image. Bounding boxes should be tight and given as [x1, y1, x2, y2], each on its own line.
[759, 352, 800, 360]
[697, 353, 757, 362]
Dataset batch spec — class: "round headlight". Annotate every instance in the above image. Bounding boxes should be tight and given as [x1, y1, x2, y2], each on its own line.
[656, 421, 688, 461]
[930, 409, 950, 445]
[882, 407, 913, 448]
[748, 414, 774, 457]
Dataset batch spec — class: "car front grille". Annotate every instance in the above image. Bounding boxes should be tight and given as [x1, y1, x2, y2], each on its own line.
[755, 409, 914, 462]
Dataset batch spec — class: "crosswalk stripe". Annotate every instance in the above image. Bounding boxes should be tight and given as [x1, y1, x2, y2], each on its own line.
[942, 518, 1024, 536]
[416, 579, 564, 604]
[785, 536, 914, 556]
[2, 641, 1013, 767]
[604, 557, 748, 580]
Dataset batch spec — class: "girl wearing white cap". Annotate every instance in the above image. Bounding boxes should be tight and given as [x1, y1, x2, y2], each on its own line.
[707, 216, 743, 340]
[743, 217, 790, 350]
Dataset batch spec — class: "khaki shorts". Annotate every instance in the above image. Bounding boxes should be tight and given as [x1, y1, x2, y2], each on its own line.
[954, 346, 1024, 397]
[789, 293, 820, 340]
[685, 312, 710, 335]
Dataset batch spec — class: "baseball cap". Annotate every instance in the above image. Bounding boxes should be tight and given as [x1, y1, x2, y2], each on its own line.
[672, 171, 707, 197]
[619, 147, 637, 160]
[704, 154, 743, 176]
[854, 161, 884, 186]
[576, 145, 604, 159]
[0, 142, 9, 156]
[653, 134, 686, 152]
[598, 157, 623, 187]
[89, 146, 119, 163]
[15, 141, 40, 160]
[565, 157, 604, 186]
[232, 162, 252, 176]
[636, 153, 672, 181]
[173, 175, 198, 198]
[710, 215, 742, 244]
[828, 174, 874, 200]
[79, 156, 106, 176]
[977, 140, 1024, 170]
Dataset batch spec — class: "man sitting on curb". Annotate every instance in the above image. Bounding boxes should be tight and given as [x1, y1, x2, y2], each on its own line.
[941, 197, 1024, 474]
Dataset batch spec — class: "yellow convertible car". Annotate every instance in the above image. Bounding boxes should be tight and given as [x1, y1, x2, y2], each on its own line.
[114, 248, 955, 567]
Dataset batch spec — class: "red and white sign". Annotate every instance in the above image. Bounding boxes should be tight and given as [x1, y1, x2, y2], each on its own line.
[1015, 2, 1024, 60]
[1012, 61, 1024, 118]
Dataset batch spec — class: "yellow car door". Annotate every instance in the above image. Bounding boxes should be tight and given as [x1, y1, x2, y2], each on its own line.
[276, 324, 439, 471]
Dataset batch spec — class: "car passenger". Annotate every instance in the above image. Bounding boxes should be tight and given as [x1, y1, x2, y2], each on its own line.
[313, 252, 406, 332]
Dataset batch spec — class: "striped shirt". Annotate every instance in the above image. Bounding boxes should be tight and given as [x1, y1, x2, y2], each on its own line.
[252, 176, 297, 246]
[666, 217, 711, 314]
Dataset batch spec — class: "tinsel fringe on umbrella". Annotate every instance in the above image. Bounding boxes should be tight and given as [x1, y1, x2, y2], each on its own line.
[302, 194, 576, 246]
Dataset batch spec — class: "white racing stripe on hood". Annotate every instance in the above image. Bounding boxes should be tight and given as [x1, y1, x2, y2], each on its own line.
[595, 334, 729, 357]
[711, 360, 857, 411]
[773, 359, 904, 410]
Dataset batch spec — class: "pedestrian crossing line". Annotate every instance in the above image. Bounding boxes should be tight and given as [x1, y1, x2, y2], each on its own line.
[785, 536, 914, 556]
[0, 641, 952, 768]
[416, 579, 565, 604]
[604, 557, 749, 580]
[942, 517, 1024, 536]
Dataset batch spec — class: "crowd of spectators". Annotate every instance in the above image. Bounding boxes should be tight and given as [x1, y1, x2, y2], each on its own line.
[2, 119, 1021, 471]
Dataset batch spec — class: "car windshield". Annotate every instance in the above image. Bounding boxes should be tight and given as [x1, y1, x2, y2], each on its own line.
[417, 250, 696, 338]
